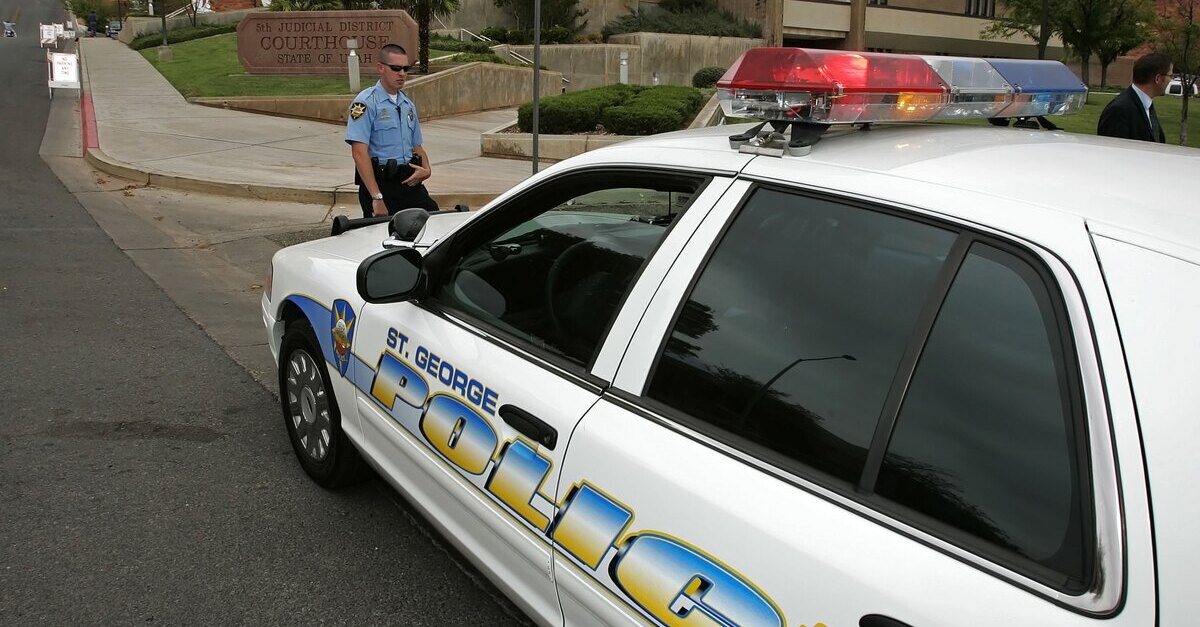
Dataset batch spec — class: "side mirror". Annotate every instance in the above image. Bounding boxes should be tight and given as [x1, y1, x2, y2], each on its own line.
[357, 247, 425, 303]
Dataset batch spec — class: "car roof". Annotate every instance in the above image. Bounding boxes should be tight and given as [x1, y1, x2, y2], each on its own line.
[596, 123, 1200, 260]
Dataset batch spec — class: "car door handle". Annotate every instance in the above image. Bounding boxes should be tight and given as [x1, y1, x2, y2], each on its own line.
[499, 405, 558, 450]
[861, 614, 914, 627]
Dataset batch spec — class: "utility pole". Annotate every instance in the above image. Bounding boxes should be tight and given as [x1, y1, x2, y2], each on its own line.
[531, 0, 541, 174]
[847, 0, 866, 50]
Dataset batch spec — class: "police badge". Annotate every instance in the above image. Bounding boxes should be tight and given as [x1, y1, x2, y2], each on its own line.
[349, 102, 367, 121]
[330, 299, 356, 376]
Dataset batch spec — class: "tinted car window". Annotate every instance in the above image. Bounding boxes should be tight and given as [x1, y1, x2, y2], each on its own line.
[434, 180, 698, 365]
[875, 243, 1091, 591]
[646, 188, 956, 484]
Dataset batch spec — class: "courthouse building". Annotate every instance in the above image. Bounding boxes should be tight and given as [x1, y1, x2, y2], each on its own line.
[440, 0, 1067, 59]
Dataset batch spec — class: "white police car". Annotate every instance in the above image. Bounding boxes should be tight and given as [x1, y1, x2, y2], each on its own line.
[263, 48, 1200, 626]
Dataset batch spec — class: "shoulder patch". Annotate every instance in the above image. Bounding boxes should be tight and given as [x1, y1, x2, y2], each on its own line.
[349, 102, 367, 120]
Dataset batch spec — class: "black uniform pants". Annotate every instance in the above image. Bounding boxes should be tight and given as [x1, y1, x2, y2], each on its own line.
[358, 178, 439, 218]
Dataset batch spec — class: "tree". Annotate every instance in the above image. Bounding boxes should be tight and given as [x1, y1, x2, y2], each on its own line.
[493, 0, 586, 38]
[1057, 0, 1127, 82]
[1095, 0, 1153, 86]
[1157, 0, 1199, 144]
[982, 0, 1145, 80]
[395, 0, 461, 74]
[981, 0, 1053, 58]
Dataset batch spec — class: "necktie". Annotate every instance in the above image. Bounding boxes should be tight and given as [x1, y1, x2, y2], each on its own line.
[1149, 103, 1162, 141]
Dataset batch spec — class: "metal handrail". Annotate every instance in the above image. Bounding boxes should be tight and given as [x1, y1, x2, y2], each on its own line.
[460, 27, 493, 43]
[507, 49, 533, 65]
[165, 0, 209, 19]
[506, 49, 570, 85]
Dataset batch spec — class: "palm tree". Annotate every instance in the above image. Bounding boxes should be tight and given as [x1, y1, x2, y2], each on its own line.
[389, 0, 461, 74]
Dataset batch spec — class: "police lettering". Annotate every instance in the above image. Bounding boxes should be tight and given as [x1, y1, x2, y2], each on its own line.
[363, 333, 787, 627]
[413, 345, 498, 416]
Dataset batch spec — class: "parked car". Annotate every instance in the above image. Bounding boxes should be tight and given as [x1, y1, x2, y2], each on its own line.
[263, 49, 1200, 626]
[1167, 77, 1198, 96]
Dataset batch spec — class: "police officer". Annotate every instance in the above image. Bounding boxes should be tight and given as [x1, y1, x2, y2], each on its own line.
[346, 43, 438, 218]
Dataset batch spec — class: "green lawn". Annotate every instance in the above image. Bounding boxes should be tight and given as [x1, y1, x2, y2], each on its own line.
[948, 91, 1199, 148]
[139, 34, 1200, 146]
[140, 33, 460, 98]
[1064, 91, 1198, 148]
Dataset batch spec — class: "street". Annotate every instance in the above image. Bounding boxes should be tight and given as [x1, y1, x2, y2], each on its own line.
[0, 0, 529, 623]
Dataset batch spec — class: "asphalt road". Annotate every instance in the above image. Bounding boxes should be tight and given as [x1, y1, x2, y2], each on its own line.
[0, 1, 530, 624]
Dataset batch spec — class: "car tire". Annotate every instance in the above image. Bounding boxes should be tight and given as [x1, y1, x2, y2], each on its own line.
[279, 320, 367, 488]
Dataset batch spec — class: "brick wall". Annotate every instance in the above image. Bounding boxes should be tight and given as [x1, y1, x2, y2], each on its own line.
[212, 0, 257, 11]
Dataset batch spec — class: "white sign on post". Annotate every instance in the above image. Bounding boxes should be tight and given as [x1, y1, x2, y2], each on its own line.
[53, 23, 65, 38]
[40, 24, 58, 47]
[48, 52, 80, 98]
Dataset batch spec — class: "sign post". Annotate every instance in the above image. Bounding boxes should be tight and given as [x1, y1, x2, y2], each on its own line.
[47, 51, 81, 98]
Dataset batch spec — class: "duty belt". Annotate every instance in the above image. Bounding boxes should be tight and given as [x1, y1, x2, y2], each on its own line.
[372, 157, 414, 182]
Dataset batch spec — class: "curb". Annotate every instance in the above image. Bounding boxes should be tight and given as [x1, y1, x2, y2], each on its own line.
[83, 147, 500, 209]
[84, 146, 342, 204]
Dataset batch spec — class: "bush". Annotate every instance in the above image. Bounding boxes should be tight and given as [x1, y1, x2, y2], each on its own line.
[506, 29, 532, 44]
[544, 25, 572, 43]
[129, 24, 236, 50]
[429, 35, 494, 53]
[67, 0, 114, 25]
[601, 104, 685, 135]
[692, 66, 725, 88]
[633, 85, 704, 112]
[480, 26, 508, 42]
[602, 2, 760, 39]
[519, 98, 600, 133]
[443, 52, 507, 64]
[518, 84, 703, 135]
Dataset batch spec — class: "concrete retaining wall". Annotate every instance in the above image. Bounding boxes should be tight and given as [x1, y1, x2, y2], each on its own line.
[498, 43, 641, 91]
[607, 32, 761, 86]
[431, 0, 516, 36]
[481, 131, 633, 161]
[480, 90, 723, 162]
[191, 61, 562, 124]
[117, 8, 261, 44]
[435, 0, 651, 38]
[502, 33, 760, 90]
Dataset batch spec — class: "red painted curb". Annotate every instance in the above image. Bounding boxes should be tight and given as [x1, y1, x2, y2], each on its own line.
[81, 93, 99, 150]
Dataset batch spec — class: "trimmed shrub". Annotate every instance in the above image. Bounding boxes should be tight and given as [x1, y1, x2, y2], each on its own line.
[517, 84, 702, 135]
[601, 104, 685, 135]
[444, 52, 507, 64]
[544, 25, 572, 43]
[480, 26, 508, 42]
[129, 24, 237, 50]
[519, 97, 602, 133]
[633, 85, 704, 112]
[602, 4, 760, 39]
[506, 29, 532, 44]
[429, 36, 494, 53]
[692, 66, 725, 88]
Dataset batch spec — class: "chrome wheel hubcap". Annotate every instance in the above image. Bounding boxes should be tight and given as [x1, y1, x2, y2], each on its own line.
[285, 348, 332, 463]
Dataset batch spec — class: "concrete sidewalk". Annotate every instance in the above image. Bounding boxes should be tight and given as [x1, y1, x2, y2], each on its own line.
[78, 37, 544, 209]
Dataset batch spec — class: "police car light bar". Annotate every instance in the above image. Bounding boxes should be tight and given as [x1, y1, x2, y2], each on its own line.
[717, 48, 1087, 125]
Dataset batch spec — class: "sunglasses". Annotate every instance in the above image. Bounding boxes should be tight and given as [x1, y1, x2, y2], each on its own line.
[384, 63, 412, 73]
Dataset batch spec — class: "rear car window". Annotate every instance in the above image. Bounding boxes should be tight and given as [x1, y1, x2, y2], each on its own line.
[645, 186, 1094, 593]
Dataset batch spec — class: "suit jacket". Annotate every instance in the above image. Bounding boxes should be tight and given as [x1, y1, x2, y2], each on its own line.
[1097, 86, 1165, 143]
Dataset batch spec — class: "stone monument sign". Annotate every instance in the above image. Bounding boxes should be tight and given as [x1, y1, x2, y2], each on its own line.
[237, 10, 418, 75]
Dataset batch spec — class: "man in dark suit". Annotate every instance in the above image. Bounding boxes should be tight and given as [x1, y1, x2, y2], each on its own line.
[1098, 53, 1173, 143]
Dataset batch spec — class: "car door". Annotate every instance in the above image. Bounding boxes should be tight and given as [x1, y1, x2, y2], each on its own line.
[347, 167, 735, 626]
[552, 181, 1153, 626]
